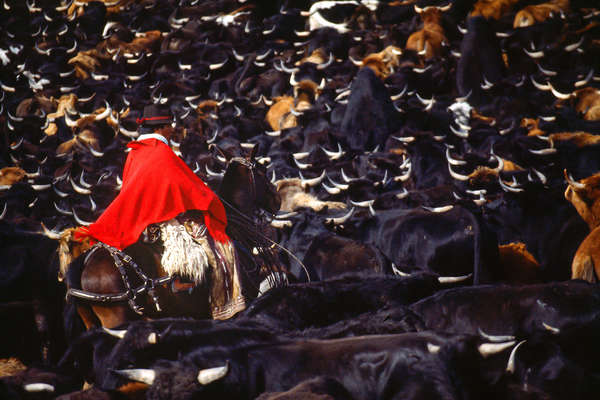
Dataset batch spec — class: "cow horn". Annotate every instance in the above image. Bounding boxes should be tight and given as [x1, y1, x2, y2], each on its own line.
[390, 85, 407, 101]
[322, 182, 341, 195]
[72, 208, 93, 226]
[317, 53, 334, 70]
[414, 4, 423, 13]
[542, 322, 560, 334]
[478, 328, 515, 342]
[423, 205, 454, 213]
[564, 36, 584, 52]
[70, 176, 91, 195]
[209, 58, 228, 70]
[275, 211, 298, 219]
[391, 263, 411, 276]
[289, 72, 299, 86]
[280, 59, 299, 74]
[320, 143, 343, 160]
[23, 383, 54, 393]
[40, 222, 61, 239]
[198, 362, 229, 385]
[318, 77, 326, 90]
[103, 327, 127, 339]
[564, 169, 586, 190]
[349, 55, 363, 66]
[530, 76, 551, 91]
[299, 170, 326, 188]
[326, 207, 354, 225]
[205, 164, 225, 178]
[490, 153, 504, 173]
[438, 3, 452, 11]
[437, 273, 471, 283]
[0, 202, 7, 220]
[523, 47, 544, 59]
[446, 146, 467, 166]
[575, 68, 594, 87]
[448, 164, 470, 181]
[271, 219, 292, 228]
[478, 341, 516, 357]
[498, 177, 524, 193]
[548, 83, 573, 100]
[114, 369, 156, 385]
[256, 49, 272, 61]
[537, 63, 557, 77]
[532, 168, 547, 184]
[506, 340, 527, 373]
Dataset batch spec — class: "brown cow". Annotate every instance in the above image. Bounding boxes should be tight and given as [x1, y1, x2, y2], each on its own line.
[266, 80, 322, 131]
[571, 226, 600, 282]
[0, 167, 26, 187]
[405, 5, 450, 60]
[564, 170, 600, 282]
[354, 46, 403, 79]
[497, 242, 541, 284]
[275, 178, 345, 213]
[470, 0, 520, 20]
[513, 0, 569, 28]
[564, 170, 600, 230]
[573, 87, 600, 121]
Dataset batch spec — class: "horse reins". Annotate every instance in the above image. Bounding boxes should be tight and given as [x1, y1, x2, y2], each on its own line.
[67, 243, 172, 314]
[217, 158, 312, 282]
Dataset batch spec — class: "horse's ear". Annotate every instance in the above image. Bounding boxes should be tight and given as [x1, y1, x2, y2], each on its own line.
[248, 144, 258, 161]
[209, 143, 230, 162]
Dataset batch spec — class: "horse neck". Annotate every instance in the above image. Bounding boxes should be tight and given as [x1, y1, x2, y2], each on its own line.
[218, 164, 257, 217]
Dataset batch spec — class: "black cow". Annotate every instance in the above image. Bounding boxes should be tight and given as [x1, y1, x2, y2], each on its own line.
[337, 67, 400, 151]
[113, 331, 519, 400]
[356, 205, 499, 284]
[408, 280, 600, 338]
[0, 221, 66, 364]
[456, 16, 505, 103]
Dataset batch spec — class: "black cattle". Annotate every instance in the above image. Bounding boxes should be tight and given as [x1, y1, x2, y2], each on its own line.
[238, 273, 443, 333]
[337, 67, 400, 151]
[0, 366, 82, 400]
[0, 221, 66, 364]
[356, 205, 499, 284]
[456, 16, 505, 102]
[302, 233, 392, 280]
[408, 280, 600, 338]
[482, 184, 588, 282]
[497, 333, 600, 399]
[256, 376, 354, 400]
[113, 331, 519, 400]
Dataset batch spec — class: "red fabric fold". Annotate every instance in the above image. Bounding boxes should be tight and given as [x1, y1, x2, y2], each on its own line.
[80, 138, 228, 250]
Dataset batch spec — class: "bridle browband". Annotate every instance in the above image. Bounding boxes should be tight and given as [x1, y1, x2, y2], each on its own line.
[67, 243, 173, 314]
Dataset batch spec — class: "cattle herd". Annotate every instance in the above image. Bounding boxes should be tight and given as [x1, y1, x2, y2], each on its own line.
[2, 0, 600, 398]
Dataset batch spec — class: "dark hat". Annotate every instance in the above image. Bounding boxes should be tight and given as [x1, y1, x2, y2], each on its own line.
[136, 105, 173, 127]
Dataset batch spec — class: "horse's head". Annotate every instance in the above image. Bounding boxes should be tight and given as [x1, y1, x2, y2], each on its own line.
[219, 153, 281, 217]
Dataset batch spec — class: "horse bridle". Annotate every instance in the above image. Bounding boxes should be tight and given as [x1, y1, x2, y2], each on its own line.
[66, 243, 173, 314]
[230, 157, 258, 207]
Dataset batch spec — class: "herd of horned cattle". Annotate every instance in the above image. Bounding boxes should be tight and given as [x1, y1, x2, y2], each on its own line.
[2, 0, 600, 398]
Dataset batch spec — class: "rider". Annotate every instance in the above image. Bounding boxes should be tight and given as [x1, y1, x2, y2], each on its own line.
[76, 104, 246, 320]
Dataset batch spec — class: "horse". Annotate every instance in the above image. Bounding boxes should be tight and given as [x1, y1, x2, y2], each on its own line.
[59, 153, 283, 332]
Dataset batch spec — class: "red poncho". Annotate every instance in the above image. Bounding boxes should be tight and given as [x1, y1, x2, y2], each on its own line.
[77, 138, 229, 249]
